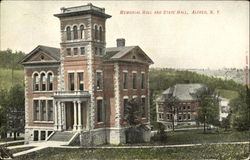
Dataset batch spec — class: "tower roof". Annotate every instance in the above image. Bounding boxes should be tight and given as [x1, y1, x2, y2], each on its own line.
[54, 3, 111, 19]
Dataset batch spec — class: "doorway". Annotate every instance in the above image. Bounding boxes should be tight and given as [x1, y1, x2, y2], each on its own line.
[65, 102, 74, 131]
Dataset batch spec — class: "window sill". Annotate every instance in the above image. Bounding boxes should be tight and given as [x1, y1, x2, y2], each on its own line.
[33, 121, 54, 123]
[33, 91, 54, 93]
[96, 122, 104, 124]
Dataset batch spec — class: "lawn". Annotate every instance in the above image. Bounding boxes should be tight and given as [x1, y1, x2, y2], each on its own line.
[15, 144, 249, 160]
[215, 88, 239, 100]
[0, 68, 24, 90]
[151, 129, 249, 145]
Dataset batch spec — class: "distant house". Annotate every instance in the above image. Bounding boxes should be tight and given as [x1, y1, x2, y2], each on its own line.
[156, 83, 205, 129]
[218, 97, 230, 121]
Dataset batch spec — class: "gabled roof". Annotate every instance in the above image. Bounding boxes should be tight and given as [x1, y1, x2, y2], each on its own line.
[157, 83, 206, 102]
[104, 46, 154, 64]
[20, 45, 60, 64]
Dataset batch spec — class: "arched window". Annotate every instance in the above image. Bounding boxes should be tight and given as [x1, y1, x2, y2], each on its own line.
[99, 26, 102, 41]
[94, 25, 98, 40]
[80, 25, 84, 39]
[73, 26, 78, 39]
[66, 26, 71, 40]
[40, 73, 46, 91]
[47, 72, 53, 91]
[33, 73, 39, 91]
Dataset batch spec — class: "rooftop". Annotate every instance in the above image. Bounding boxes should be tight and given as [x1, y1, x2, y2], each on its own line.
[157, 83, 206, 102]
[54, 3, 111, 18]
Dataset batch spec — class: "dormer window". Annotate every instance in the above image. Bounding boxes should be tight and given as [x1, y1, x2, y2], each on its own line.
[132, 55, 136, 59]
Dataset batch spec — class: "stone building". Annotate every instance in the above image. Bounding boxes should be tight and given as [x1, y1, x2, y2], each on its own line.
[156, 84, 205, 129]
[21, 3, 153, 145]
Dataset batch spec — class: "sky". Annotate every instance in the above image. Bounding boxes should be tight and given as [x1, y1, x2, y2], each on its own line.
[0, 1, 249, 69]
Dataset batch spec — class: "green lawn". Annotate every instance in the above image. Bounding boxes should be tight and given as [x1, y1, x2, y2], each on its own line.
[151, 129, 249, 145]
[0, 68, 24, 90]
[16, 144, 249, 160]
[215, 88, 239, 100]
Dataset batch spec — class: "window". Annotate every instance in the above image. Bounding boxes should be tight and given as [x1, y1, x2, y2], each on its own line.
[123, 98, 129, 118]
[33, 100, 39, 121]
[97, 99, 104, 122]
[132, 72, 137, 89]
[141, 97, 146, 117]
[96, 72, 103, 90]
[159, 113, 163, 120]
[99, 26, 102, 41]
[34, 131, 39, 141]
[188, 114, 191, 120]
[167, 114, 170, 120]
[41, 73, 46, 91]
[41, 100, 46, 121]
[66, 26, 71, 40]
[73, 26, 78, 39]
[99, 48, 103, 55]
[95, 47, 98, 55]
[47, 72, 53, 91]
[123, 72, 128, 89]
[94, 25, 98, 40]
[158, 104, 164, 112]
[41, 131, 46, 140]
[47, 100, 53, 121]
[69, 73, 74, 91]
[187, 106, 191, 110]
[183, 106, 186, 110]
[178, 114, 182, 120]
[183, 114, 186, 120]
[33, 73, 39, 91]
[66, 48, 71, 56]
[141, 73, 145, 89]
[80, 47, 85, 55]
[73, 48, 78, 56]
[80, 25, 84, 39]
[78, 72, 84, 91]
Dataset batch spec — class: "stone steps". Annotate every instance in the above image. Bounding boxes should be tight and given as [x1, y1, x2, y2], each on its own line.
[48, 132, 75, 142]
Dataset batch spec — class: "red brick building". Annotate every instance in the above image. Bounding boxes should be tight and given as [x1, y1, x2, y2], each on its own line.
[156, 84, 205, 129]
[21, 3, 153, 145]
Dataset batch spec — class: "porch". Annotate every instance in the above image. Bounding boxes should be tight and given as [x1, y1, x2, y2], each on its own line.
[53, 91, 91, 132]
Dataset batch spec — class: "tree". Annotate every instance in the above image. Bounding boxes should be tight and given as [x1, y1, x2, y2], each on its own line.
[230, 87, 249, 131]
[5, 84, 25, 140]
[0, 88, 8, 139]
[124, 98, 149, 143]
[221, 112, 231, 131]
[197, 88, 219, 133]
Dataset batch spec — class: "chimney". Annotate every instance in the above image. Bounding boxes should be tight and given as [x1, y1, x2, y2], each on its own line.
[116, 38, 125, 47]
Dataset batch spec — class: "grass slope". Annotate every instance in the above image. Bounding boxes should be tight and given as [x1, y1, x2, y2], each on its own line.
[16, 144, 249, 160]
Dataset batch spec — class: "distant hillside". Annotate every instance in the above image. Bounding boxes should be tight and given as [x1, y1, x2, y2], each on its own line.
[0, 69, 24, 90]
[0, 49, 25, 90]
[0, 49, 25, 70]
[187, 68, 244, 84]
[149, 68, 244, 100]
